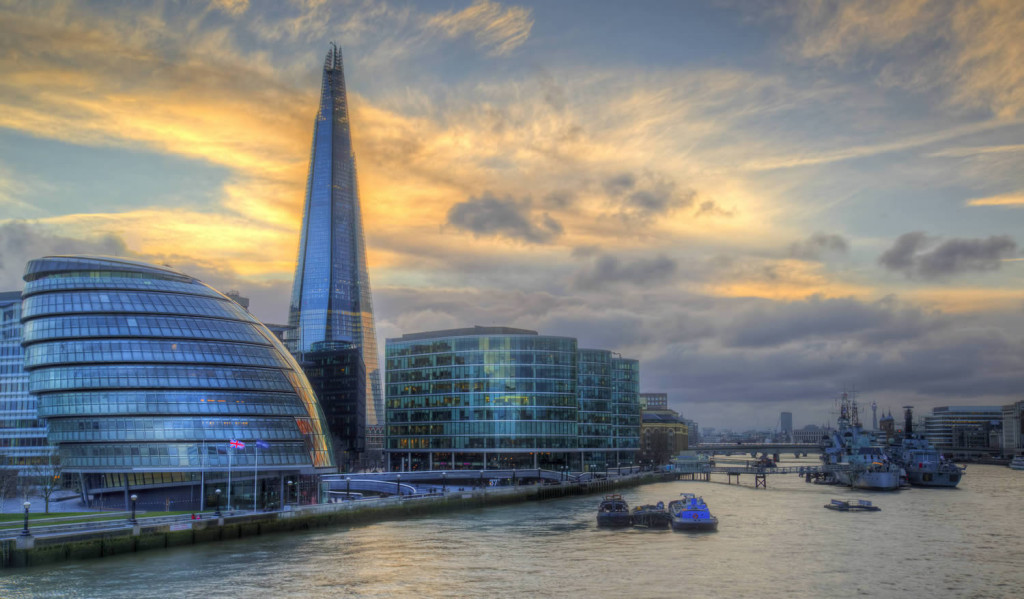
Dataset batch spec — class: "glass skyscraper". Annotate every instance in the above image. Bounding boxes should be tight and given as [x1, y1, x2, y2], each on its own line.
[288, 44, 383, 429]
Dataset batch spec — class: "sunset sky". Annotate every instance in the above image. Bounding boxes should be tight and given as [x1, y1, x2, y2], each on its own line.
[1, 0, 1022, 429]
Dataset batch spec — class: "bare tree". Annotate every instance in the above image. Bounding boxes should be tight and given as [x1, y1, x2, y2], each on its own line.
[23, 450, 62, 514]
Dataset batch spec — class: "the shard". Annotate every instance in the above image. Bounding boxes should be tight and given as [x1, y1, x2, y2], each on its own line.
[288, 44, 383, 428]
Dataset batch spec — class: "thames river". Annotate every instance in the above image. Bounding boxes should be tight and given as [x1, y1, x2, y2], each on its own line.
[2, 459, 1022, 598]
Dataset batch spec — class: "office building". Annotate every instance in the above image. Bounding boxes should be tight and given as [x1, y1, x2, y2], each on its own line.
[923, 406, 1002, 455]
[0, 291, 55, 479]
[287, 44, 383, 438]
[384, 326, 641, 472]
[21, 256, 335, 509]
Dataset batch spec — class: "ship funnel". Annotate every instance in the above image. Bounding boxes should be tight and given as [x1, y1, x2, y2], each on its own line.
[903, 406, 914, 436]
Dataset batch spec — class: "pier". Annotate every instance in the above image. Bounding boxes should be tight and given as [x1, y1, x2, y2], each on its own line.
[672, 462, 851, 489]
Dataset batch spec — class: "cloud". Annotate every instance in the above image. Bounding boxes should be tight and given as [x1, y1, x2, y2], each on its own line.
[787, 232, 849, 260]
[211, 0, 250, 17]
[602, 172, 696, 221]
[446, 192, 563, 243]
[424, 0, 533, 56]
[573, 254, 678, 290]
[966, 192, 1024, 207]
[0, 221, 132, 291]
[879, 232, 1018, 278]
[790, 0, 1024, 119]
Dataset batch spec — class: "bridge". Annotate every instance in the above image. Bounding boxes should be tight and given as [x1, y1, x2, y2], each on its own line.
[672, 460, 851, 489]
[696, 443, 822, 458]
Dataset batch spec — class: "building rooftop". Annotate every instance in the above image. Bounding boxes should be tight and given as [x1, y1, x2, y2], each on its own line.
[392, 326, 539, 342]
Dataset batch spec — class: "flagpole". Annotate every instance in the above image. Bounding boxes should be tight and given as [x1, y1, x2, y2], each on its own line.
[227, 444, 232, 511]
[253, 441, 259, 513]
[200, 439, 206, 511]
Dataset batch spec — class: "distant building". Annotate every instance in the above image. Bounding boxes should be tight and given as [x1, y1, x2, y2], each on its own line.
[923, 406, 1003, 456]
[639, 392, 668, 410]
[780, 412, 793, 439]
[384, 326, 640, 472]
[639, 398, 688, 466]
[224, 290, 250, 311]
[1001, 400, 1024, 458]
[22, 256, 336, 509]
[0, 290, 55, 479]
[792, 425, 829, 444]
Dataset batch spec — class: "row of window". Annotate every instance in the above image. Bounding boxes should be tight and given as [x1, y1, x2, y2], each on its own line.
[388, 407, 578, 423]
[388, 380, 576, 396]
[25, 339, 286, 369]
[47, 416, 302, 442]
[389, 436, 579, 450]
[386, 350, 577, 370]
[386, 393, 578, 410]
[22, 291, 245, 320]
[59, 442, 317, 469]
[30, 365, 295, 393]
[23, 315, 269, 344]
[36, 391, 309, 418]
[388, 365, 575, 383]
[387, 421, 578, 437]
[23, 275, 223, 299]
[388, 336, 577, 357]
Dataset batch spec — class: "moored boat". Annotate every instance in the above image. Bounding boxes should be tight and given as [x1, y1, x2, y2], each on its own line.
[631, 501, 671, 529]
[887, 407, 965, 488]
[596, 494, 631, 527]
[823, 498, 881, 512]
[1009, 456, 1024, 471]
[667, 493, 718, 532]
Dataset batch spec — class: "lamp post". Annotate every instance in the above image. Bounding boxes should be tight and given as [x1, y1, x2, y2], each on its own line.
[214, 488, 222, 518]
[395, 474, 401, 497]
[345, 477, 351, 501]
[287, 480, 293, 507]
[129, 494, 138, 525]
[441, 472, 446, 494]
[20, 501, 31, 536]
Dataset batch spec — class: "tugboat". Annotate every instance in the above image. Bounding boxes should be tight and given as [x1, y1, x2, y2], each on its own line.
[888, 407, 965, 487]
[596, 494, 631, 527]
[631, 501, 671, 529]
[667, 493, 718, 532]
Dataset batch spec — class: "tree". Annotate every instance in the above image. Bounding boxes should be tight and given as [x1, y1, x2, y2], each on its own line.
[23, 450, 62, 514]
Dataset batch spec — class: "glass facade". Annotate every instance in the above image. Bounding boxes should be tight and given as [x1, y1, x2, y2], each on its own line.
[287, 44, 383, 429]
[21, 256, 335, 507]
[385, 327, 640, 471]
[0, 291, 55, 476]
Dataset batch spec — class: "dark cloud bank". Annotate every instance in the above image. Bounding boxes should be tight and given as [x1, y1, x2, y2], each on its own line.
[879, 232, 1018, 278]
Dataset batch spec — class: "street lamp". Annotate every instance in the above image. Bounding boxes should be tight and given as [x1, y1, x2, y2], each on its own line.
[286, 480, 293, 507]
[129, 494, 138, 525]
[395, 474, 401, 497]
[214, 488, 222, 518]
[345, 476, 351, 501]
[21, 501, 31, 537]
[441, 472, 446, 494]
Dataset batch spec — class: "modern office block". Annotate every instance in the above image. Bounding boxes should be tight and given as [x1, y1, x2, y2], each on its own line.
[21, 256, 335, 509]
[385, 326, 641, 472]
[0, 291, 55, 478]
[287, 44, 383, 431]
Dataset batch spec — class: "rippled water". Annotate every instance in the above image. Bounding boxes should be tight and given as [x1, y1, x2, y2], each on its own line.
[2, 459, 1022, 598]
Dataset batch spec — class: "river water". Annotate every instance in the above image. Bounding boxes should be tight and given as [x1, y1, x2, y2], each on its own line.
[2, 458, 1022, 598]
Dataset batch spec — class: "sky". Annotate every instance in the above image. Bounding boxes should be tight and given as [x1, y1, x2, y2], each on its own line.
[1, 0, 1022, 430]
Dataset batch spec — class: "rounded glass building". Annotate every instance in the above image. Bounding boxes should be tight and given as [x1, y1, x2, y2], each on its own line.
[21, 256, 335, 510]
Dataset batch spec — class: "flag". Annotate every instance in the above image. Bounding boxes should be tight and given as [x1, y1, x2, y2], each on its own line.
[255, 440, 270, 450]
[229, 439, 245, 450]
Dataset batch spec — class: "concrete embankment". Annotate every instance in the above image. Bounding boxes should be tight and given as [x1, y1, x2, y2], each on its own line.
[2, 472, 672, 569]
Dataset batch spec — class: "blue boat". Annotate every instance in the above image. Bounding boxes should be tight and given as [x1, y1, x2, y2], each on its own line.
[596, 494, 631, 528]
[668, 493, 718, 532]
